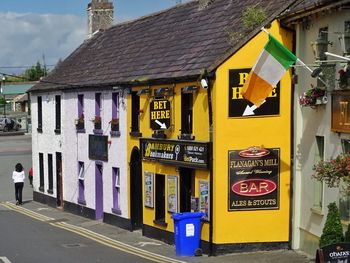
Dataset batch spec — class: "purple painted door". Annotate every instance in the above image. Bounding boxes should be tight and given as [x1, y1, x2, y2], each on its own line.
[95, 163, 103, 220]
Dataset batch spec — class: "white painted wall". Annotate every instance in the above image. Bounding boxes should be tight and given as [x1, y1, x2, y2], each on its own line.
[63, 89, 129, 218]
[31, 92, 63, 197]
[292, 9, 350, 255]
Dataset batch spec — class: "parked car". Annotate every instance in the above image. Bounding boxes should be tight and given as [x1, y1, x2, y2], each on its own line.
[0, 117, 21, 132]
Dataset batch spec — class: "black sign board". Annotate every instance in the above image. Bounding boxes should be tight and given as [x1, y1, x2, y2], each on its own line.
[228, 68, 280, 117]
[316, 243, 350, 263]
[140, 138, 210, 169]
[150, 99, 171, 130]
[89, 134, 108, 162]
[228, 147, 280, 211]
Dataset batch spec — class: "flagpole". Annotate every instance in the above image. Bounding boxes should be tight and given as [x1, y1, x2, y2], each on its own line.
[260, 27, 328, 88]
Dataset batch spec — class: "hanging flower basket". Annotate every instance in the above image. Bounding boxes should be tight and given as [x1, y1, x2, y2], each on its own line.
[110, 118, 119, 131]
[338, 65, 350, 89]
[299, 84, 327, 108]
[93, 116, 102, 130]
[312, 154, 350, 187]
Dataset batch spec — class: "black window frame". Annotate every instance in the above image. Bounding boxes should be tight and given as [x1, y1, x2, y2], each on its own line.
[55, 95, 61, 134]
[48, 153, 53, 193]
[130, 91, 141, 137]
[37, 96, 42, 132]
[39, 152, 44, 192]
[180, 92, 193, 139]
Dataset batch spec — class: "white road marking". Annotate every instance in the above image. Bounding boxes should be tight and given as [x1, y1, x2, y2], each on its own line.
[0, 257, 12, 263]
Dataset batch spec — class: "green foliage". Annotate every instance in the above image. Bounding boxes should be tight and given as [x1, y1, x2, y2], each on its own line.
[0, 97, 4, 106]
[344, 223, 350, 242]
[242, 5, 267, 31]
[319, 202, 344, 248]
[23, 61, 48, 81]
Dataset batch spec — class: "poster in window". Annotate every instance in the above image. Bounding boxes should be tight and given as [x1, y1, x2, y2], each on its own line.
[167, 176, 178, 213]
[199, 181, 209, 219]
[144, 172, 154, 208]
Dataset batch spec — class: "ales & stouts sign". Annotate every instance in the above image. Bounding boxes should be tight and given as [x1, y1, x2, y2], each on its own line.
[228, 147, 280, 211]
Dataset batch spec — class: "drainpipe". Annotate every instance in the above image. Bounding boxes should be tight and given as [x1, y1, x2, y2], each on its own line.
[203, 70, 214, 256]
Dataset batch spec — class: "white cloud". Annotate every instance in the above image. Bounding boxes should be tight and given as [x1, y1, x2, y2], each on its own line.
[0, 12, 86, 74]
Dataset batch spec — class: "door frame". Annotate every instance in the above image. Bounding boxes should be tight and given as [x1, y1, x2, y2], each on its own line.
[56, 152, 63, 207]
[130, 146, 143, 230]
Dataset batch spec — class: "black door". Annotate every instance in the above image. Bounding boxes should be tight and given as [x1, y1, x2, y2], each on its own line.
[180, 168, 193, 212]
[56, 152, 62, 207]
[130, 147, 143, 230]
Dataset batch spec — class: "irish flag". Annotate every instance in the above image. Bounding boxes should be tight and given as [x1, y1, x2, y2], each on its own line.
[242, 34, 297, 107]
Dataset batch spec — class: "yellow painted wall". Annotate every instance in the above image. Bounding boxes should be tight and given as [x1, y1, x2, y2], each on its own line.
[127, 83, 211, 240]
[212, 20, 293, 244]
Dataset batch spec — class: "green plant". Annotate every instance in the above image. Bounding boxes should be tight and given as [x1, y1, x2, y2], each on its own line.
[313, 154, 350, 187]
[242, 5, 267, 30]
[319, 202, 344, 248]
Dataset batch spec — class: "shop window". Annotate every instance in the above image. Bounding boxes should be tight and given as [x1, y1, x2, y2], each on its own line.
[111, 92, 120, 137]
[47, 154, 53, 194]
[130, 91, 141, 137]
[94, 93, 102, 132]
[39, 152, 44, 192]
[179, 92, 193, 140]
[76, 94, 85, 132]
[154, 174, 166, 225]
[78, 161, 86, 205]
[55, 95, 61, 134]
[313, 136, 324, 212]
[180, 168, 194, 212]
[112, 167, 121, 214]
[340, 139, 350, 220]
[37, 96, 42, 132]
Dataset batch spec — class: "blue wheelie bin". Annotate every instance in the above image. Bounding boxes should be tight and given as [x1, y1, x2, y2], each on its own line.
[171, 212, 205, 256]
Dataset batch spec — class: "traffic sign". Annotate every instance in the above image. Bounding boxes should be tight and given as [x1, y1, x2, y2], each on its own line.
[150, 99, 171, 130]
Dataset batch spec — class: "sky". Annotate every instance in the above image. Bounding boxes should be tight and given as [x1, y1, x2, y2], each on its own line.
[0, 0, 188, 76]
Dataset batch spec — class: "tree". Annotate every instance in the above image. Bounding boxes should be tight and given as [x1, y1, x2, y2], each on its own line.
[319, 202, 344, 247]
[23, 61, 48, 81]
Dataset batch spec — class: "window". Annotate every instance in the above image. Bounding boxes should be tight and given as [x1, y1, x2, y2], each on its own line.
[48, 154, 53, 194]
[55, 95, 61, 133]
[76, 94, 85, 131]
[111, 92, 120, 136]
[37, 96, 42, 132]
[94, 93, 102, 132]
[112, 167, 121, 214]
[154, 174, 166, 225]
[180, 168, 194, 212]
[130, 91, 141, 136]
[340, 139, 350, 220]
[78, 161, 86, 205]
[180, 92, 193, 139]
[39, 153, 44, 192]
[313, 136, 324, 211]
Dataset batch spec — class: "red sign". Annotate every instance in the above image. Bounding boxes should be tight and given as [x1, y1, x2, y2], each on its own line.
[231, 179, 277, 197]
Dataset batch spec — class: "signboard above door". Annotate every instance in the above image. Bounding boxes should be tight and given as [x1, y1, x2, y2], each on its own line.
[150, 99, 171, 130]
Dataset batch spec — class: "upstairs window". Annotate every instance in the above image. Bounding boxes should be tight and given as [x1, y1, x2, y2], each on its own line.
[130, 91, 141, 136]
[37, 96, 42, 132]
[55, 95, 61, 134]
[111, 92, 120, 136]
[76, 94, 85, 131]
[94, 93, 102, 132]
[180, 92, 193, 138]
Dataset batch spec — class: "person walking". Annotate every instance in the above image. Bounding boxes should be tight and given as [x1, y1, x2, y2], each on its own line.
[28, 166, 33, 187]
[12, 163, 25, 205]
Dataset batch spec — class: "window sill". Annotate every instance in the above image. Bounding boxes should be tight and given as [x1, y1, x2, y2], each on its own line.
[47, 189, 53, 194]
[152, 132, 166, 139]
[76, 129, 86, 134]
[39, 186, 44, 192]
[110, 131, 121, 137]
[111, 208, 122, 215]
[310, 207, 324, 216]
[153, 219, 167, 227]
[130, 131, 142, 137]
[78, 199, 86, 206]
[37, 128, 43, 133]
[54, 129, 61, 134]
[93, 129, 103, 135]
[178, 134, 195, 140]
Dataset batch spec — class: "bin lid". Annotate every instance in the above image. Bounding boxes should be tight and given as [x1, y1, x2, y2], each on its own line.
[171, 212, 205, 221]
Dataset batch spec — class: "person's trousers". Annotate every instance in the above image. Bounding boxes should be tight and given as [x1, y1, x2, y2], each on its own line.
[14, 182, 24, 204]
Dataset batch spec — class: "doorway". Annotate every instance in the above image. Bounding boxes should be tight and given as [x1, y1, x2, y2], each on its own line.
[95, 163, 104, 220]
[180, 168, 194, 212]
[56, 152, 62, 207]
[130, 147, 143, 230]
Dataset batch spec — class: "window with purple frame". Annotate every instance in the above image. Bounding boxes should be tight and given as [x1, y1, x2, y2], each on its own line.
[78, 161, 86, 205]
[76, 94, 85, 131]
[112, 167, 121, 214]
[111, 92, 120, 136]
[94, 93, 102, 131]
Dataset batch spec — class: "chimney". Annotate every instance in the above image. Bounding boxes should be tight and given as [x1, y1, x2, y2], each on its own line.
[87, 0, 114, 38]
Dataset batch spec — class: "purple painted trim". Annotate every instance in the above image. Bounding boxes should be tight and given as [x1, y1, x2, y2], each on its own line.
[77, 129, 86, 133]
[95, 163, 103, 220]
[111, 208, 122, 215]
[78, 162, 85, 204]
[95, 93, 101, 117]
[112, 93, 118, 119]
[78, 94, 84, 117]
[78, 198, 86, 206]
[112, 168, 120, 211]
[93, 129, 103, 135]
[110, 131, 121, 137]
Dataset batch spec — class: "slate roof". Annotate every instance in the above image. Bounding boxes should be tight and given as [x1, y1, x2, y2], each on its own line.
[31, 0, 296, 92]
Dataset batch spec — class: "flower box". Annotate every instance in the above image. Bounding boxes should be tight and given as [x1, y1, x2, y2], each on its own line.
[299, 85, 327, 108]
[93, 116, 102, 130]
[110, 118, 119, 132]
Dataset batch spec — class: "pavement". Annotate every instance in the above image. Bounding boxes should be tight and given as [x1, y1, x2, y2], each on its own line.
[0, 200, 314, 263]
[0, 130, 26, 136]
